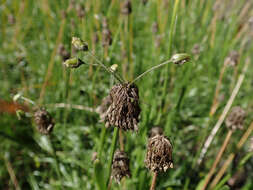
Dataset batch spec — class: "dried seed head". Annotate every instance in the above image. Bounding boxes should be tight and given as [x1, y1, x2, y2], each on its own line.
[34, 108, 54, 135]
[111, 150, 131, 183]
[72, 37, 89, 51]
[149, 126, 163, 138]
[121, 0, 132, 15]
[76, 4, 85, 18]
[145, 135, 173, 173]
[225, 106, 246, 131]
[191, 44, 201, 55]
[171, 53, 191, 65]
[58, 44, 70, 61]
[142, 0, 148, 5]
[152, 22, 159, 34]
[105, 83, 141, 131]
[224, 51, 239, 67]
[63, 57, 85, 68]
[8, 14, 15, 25]
[102, 18, 112, 47]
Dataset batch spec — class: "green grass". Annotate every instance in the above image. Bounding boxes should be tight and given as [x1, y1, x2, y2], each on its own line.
[1, 0, 253, 189]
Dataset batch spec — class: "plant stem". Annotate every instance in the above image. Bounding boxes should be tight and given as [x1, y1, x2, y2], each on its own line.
[201, 130, 233, 190]
[98, 127, 107, 158]
[131, 59, 172, 84]
[161, 0, 180, 100]
[197, 57, 250, 165]
[88, 52, 124, 83]
[150, 172, 158, 190]
[119, 129, 124, 151]
[107, 127, 119, 186]
[210, 121, 253, 188]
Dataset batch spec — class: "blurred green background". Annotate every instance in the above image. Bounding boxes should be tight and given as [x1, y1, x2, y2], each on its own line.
[0, 0, 253, 189]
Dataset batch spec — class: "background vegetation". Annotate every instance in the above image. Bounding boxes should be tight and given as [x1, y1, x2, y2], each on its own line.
[0, 0, 253, 189]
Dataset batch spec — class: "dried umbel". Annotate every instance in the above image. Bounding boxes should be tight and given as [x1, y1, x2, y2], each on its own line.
[105, 83, 141, 131]
[145, 135, 173, 172]
[224, 51, 239, 67]
[225, 106, 246, 131]
[121, 0, 132, 15]
[149, 126, 163, 138]
[111, 150, 131, 183]
[34, 108, 54, 135]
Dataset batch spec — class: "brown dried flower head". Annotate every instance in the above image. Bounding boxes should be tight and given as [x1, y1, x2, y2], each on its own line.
[105, 83, 141, 131]
[102, 18, 112, 47]
[58, 44, 70, 61]
[225, 106, 246, 131]
[121, 0, 132, 15]
[111, 150, 131, 183]
[149, 126, 163, 138]
[145, 135, 173, 172]
[224, 51, 239, 67]
[34, 108, 54, 135]
[76, 4, 85, 18]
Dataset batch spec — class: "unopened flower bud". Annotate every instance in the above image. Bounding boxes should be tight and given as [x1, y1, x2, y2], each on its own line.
[63, 57, 85, 68]
[72, 37, 88, 51]
[171, 53, 191, 65]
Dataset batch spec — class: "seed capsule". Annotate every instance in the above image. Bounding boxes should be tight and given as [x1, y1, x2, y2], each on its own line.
[225, 106, 246, 131]
[72, 37, 88, 51]
[63, 57, 85, 68]
[171, 53, 191, 65]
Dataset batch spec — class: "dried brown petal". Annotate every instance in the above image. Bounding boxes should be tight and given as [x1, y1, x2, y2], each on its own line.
[111, 150, 131, 183]
[145, 135, 173, 173]
[225, 106, 246, 131]
[105, 83, 141, 131]
[34, 108, 54, 135]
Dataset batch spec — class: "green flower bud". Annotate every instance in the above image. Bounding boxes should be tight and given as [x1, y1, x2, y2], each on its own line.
[72, 37, 88, 51]
[171, 53, 190, 65]
[63, 57, 85, 68]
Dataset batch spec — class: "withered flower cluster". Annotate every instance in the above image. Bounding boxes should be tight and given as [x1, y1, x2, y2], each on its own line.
[145, 135, 173, 172]
[111, 150, 131, 183]
[104, 83, 141, 131]
[34, 108, 54, 135]
[225, 106, 246, 131]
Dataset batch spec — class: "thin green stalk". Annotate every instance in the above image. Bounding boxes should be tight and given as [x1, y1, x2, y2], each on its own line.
[159, 0, 180, 123]
[98, 127, 107, 158]
[131, 59, 172, 84]
[63, 69, 71, 127]
[88, 52, 124, 83]
[107, 127, 119, 186]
